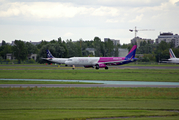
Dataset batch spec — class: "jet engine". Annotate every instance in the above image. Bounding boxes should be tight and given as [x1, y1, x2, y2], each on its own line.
[95, 63, 108, 69]
[84, 65, 94, 68]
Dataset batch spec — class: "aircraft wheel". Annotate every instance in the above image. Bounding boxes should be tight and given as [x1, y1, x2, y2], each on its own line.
[105, 67, 108, 70]
[96, 65, 99, 69]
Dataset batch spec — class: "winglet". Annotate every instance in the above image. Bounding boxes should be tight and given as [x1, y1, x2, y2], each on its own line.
[46, 49, 54, 58]
[125, 45, 137, 60]
[169, 49, 176, 58]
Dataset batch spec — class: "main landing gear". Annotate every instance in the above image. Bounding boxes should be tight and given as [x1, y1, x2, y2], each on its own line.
[95, 65, 108, 70]
[105, 66, 108, 70]
[95, 65, 99, 69]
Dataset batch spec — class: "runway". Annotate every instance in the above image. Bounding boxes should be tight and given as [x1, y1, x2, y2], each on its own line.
[1, 84, 179, 88]
[1, 64, 179, 70]
[116, 66, 179, 69]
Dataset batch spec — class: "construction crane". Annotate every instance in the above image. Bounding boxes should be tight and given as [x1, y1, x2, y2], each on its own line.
[129, 26, 154, 38]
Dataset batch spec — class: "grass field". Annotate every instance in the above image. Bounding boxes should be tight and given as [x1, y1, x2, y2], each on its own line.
[0, 64, 179, 119]
[0, 87, 179, 120]
[0, 69, 179, 82]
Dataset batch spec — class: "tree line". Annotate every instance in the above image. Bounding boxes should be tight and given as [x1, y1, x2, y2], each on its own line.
[0, 37, 179, 63]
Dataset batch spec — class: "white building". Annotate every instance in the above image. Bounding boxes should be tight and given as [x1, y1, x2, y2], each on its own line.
[6, 53, 14, 60]
[156, 32, 179, 48]
[85, 48, 95, 55]
[118, 48, 128, 57]
[28, 54, 37, 60]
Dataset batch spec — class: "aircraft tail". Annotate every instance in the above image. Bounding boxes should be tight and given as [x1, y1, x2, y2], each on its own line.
[46, 49, 54, 58]
[169, 49, 176, 58]
[125, 45, 137, 60]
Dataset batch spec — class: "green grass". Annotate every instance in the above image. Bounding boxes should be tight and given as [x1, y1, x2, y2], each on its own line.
[0, 109, 178, 120]
[0, 88, 179, 119]
[0, 69, 179, 82]
[1, 87, 179, 100]
[0, 80, 97, 84]
[1, 65, 179, 119]
[96, 116, 179, 120]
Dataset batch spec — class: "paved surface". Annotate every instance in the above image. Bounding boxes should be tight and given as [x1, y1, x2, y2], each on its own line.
[1, 84, 179, 88]
[117, 66, 179, 69]
[1, 64, 179, 70]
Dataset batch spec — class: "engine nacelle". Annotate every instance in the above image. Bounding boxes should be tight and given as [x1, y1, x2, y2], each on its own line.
[84, 65, 94, 68]
[98, 63, 106, 68]
[96, 63, 108, 69]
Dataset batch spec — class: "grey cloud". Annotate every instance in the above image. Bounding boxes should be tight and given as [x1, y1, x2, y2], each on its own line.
[7, 0, 168, 7]
[176, 1, 179, 6]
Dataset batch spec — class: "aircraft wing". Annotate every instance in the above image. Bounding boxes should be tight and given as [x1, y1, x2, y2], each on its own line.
[99, 58, 138, 65]
[159, 60, 171, 63]
[160, 58, 172, 63]
[41, 58, 52, 60]
[161, 59, 170, 61]
[99, 60, 129, 65]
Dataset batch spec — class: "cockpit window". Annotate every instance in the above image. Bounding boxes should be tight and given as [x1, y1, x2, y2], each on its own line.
[68, 59, 72, 61]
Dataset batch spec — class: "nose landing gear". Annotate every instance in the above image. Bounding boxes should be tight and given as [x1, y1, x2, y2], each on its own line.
[105, 66, 108, 70]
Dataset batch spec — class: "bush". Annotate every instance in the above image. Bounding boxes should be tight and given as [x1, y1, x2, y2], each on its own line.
[28, 59, 36, 63]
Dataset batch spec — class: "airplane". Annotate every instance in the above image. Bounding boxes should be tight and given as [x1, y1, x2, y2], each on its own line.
[160, 48, 179, 64]
[65, 45, 138, 69]
[41, 49, 68, 65]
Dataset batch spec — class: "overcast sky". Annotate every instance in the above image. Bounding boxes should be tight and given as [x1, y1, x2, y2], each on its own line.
[0, 0, 179, 44]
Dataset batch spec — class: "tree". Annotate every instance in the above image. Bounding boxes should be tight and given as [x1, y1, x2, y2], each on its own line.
[100, 42, 106, 57]
[37, 40, 48, 49]
[104, 39, 114, 57]
[173, 48, 179, 58]
[58, 37, 62, 43]
[2, 40, 6, 46]
[94, 37, 102, 57]
[66, 39, 81, 57]
[0, 44, 12, 59]
[114, 45, 119, 57]
[13, 40, 27, 63]
[154, 41, 171, 62]
[37, 42, 68, 63]
[25, 42, 38, 55]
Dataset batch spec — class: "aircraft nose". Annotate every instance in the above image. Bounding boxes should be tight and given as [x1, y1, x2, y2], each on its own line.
[65, 61, 68, 64]
[65, 61, 71, 65]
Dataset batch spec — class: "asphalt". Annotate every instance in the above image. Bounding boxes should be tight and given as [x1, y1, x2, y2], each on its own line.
[1, 84, 179, 88]
[117, 66, 179, 69]
[1, 64, 179, 69]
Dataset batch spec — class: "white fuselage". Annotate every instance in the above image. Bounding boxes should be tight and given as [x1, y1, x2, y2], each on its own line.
[65, 57, 100, 66]
[47, 58, 68, 64]
[168, 58, 179, 64]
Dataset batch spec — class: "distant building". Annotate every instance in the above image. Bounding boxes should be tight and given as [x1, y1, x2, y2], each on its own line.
[85, 48, 95, 55]
[104, 38, 120, 46]
[28, 54, 37, 60]
[6, 53, 15, 60]
[131, 37, 154, 48]
[156, 32, 179, 48]
[118, 48, 128, 57]
[11, 41, 41, 46]
[29, 41, 41, 45]
[0, 40, 11, 46]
